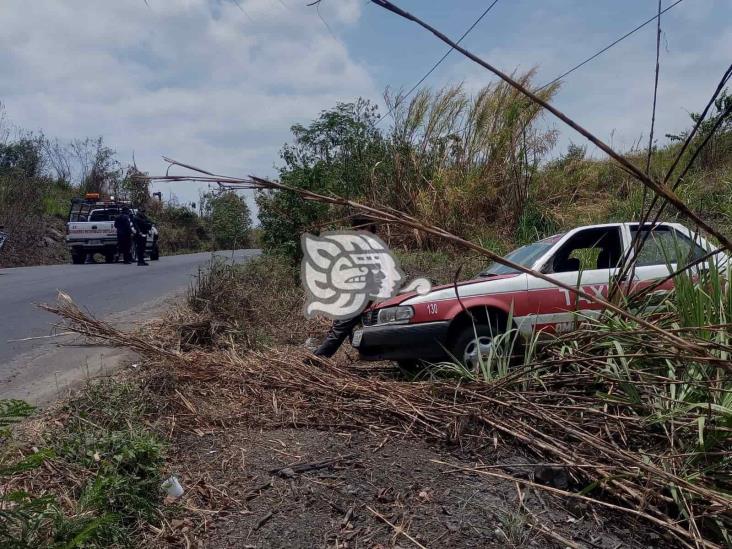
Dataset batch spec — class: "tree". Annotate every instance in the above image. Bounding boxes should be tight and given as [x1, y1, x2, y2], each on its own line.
[257, 98, 384, 262]
[70, 137, 122, 195]
[121, 166, 150, 208]
[0, 137, 45, 179]
[201, 190, 252, 249]
[667, 88, 732, 142]
[666, 88, 732, 170]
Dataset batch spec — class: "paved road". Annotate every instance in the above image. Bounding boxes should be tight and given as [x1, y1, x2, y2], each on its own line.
[0, 249, 259, 404]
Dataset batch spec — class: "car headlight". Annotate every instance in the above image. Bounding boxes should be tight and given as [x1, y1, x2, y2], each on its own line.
[377, 305, 414, 324]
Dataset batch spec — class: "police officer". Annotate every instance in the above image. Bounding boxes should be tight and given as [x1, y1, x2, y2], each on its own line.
[132, 207, 152, 266]
[114, 207, 133, 264]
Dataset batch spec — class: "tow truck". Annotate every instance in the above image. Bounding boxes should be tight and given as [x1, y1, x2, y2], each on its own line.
[66, 193, 160, 265]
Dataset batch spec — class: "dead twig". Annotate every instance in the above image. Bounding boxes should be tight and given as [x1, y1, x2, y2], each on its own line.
[366, 505, 429, 549]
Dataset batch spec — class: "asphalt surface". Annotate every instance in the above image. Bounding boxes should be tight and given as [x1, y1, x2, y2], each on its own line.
[0, 249, 259, 404]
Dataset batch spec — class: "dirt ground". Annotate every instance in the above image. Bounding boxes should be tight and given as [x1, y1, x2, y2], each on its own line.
[155, 423, 664, 548]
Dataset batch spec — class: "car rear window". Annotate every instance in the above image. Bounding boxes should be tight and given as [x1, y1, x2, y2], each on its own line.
[630, 227, 706, 266]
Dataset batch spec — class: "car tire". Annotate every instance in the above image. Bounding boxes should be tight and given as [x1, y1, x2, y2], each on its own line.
[150, 245, 160, 261]
[104, 252, 116, 264]
[71, 252, 85, 265]
[450, 323, 499, 371]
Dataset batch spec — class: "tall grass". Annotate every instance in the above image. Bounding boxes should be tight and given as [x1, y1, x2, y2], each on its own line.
[432, 307, 541, 383]
[374, 71, 560, 241]
[424, 257, 732, 541]
[557, 265, 731, 540]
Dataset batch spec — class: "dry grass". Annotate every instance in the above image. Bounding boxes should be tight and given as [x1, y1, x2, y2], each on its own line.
[41, 283, 732, 549]
[178, 255, 325, 350]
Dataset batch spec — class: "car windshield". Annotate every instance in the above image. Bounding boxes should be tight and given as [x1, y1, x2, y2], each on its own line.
[478, 236, 560, 276]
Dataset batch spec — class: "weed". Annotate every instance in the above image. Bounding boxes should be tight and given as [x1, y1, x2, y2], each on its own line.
[495, 505, 531, 547]
[0, 380, 166, 548]
[395, 249, 485, 285]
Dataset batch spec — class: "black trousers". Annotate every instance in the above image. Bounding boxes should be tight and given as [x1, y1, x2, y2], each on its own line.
[313, 315, 362, 358]
[134, 235, 147, 264]
[118, 235, 132, 263]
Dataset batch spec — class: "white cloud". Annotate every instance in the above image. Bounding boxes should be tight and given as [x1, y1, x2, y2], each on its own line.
[0, 0, 376, 208]
[2, 0, 729, 213]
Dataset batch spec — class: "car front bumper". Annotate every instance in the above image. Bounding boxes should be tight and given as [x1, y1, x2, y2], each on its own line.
[355, 321, 450, 362]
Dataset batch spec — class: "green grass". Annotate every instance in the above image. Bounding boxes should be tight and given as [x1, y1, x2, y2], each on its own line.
[41, 183, 76, 219]
[0, 380, 166, 548]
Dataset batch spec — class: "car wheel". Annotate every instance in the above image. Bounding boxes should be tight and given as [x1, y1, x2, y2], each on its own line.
[150, 245, 160, 261]
[104, 252, 116, 264]
[450, 323, 498, 371]
[71, 252, 85, 265]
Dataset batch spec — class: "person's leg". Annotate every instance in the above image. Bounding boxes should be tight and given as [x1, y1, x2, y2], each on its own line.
[124, 241, 133, 264]
[120, 236, 132, 263]
[136, 236, 148, 265]
[313, 315, 361, 358]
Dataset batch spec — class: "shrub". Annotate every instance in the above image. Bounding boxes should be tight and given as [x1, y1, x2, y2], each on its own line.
[150, 202, 210, 254]
[201, 190, 252, 250]
[186, 254, 312, 347]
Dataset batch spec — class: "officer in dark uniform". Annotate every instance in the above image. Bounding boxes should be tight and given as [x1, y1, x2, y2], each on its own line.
[114, 207, 133, 264]
[132, 208, 152, 266]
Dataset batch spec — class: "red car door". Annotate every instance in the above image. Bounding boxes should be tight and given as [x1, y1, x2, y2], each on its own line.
[525, 225, 625, 334]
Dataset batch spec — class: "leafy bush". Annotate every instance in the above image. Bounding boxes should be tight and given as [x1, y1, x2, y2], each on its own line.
[257, 99, 382, 262]
[149, 201, 210, 254]
[201, 190, 252, 250]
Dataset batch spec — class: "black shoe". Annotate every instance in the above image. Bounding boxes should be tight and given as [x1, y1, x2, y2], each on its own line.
[123, 261, 131, 264]
[137, 262, 149, 266]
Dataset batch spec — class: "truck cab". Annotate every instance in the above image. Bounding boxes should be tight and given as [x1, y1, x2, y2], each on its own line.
[66, 194, 159, 264]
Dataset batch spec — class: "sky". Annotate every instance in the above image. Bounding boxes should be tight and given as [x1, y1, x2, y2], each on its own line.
[0, 0, 730, 214]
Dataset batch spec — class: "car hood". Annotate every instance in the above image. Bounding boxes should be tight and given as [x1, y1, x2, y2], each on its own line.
[370, 273, 521, 309]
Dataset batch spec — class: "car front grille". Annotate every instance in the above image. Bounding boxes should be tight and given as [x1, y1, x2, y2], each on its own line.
[361, 309, 379, 326]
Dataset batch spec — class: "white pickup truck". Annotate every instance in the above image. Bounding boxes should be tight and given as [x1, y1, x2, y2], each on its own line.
[66, 195, 160, 264]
